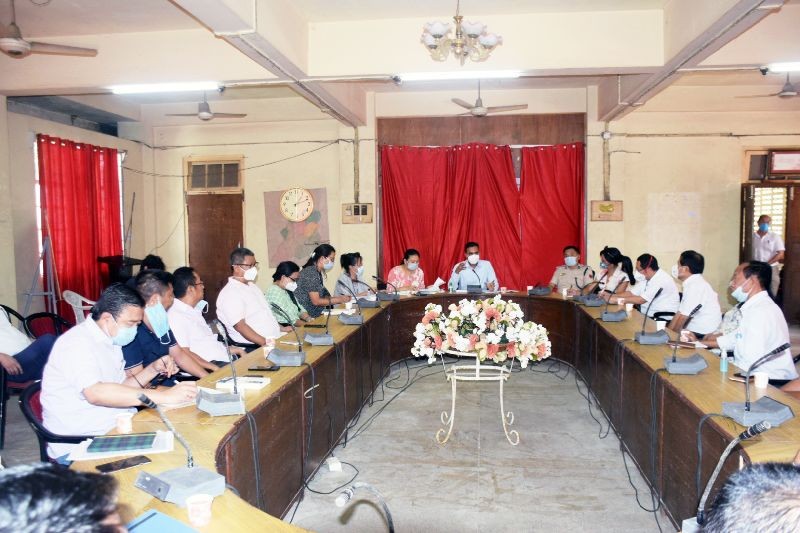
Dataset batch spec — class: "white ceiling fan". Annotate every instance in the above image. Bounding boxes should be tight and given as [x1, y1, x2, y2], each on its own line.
[165, 93, 247, 121]
[451, 80, 528, 117]
[0, 0, 97, 59]
[736, 73, 798, 99]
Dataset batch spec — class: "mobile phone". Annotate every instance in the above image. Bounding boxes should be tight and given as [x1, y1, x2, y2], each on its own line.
[729, 373, 755, 383]
[304, 324, 325, 328]
[96, 455, 151, 474]
[248, 366, 281, 371]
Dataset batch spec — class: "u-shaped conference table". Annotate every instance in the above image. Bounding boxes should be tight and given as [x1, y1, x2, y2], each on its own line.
[76, 292, 800, 531]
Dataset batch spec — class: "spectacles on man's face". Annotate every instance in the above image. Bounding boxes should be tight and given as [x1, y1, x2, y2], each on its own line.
[192, 281, 205, 287]
[235, 262, 259, 270]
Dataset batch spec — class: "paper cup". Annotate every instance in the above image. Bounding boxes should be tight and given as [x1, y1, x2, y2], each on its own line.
[526, 285, 533, 291]
[625, 303, 634, 314]
[753, 371, 769, 389]
[656, 320, 667, 331]
[616, 297, 625, 306]
[560, 288, 568, 298]
[116, 412, 133, 434]
[501, 287, 508, 293]
[186, 493, 214, 527]
[345, 301, 353, 310]
[680, 330, 690, 342]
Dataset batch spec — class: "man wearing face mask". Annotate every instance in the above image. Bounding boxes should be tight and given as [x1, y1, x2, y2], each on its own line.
[124, 270, 215, 383]
[168, 266, 245, 366]
[604, 253, 679, 319]
[668, 250, 721, 337]
[687, 261, 798, 383]
[449, 241, 499, 292]
[752, 214, 785, 298]
[216, 247, 282, 351]
[548, 245, 594, 294]
[41, 284, 196, 461]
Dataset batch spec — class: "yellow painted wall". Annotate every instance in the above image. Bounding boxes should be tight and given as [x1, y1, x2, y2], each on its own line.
[0, 98, 15, 308]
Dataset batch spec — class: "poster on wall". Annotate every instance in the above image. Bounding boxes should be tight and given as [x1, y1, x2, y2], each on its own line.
[263, 187, 329, 268]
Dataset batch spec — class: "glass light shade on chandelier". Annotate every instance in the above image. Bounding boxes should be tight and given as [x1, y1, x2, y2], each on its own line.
[421, 2, 502, 65]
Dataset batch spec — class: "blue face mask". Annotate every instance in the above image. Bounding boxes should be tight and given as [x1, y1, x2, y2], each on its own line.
[758, 223, 769, 232]
[407, 261, 419, 271]
[107, 318, 137, 346]
[323, 258, 334, 271]
[194, 299, 208, 314]
[565, 256, 578, 267]
[731, 281, 750, 303]
[600, 261, 608, 270]
[145, 301, 170, 341]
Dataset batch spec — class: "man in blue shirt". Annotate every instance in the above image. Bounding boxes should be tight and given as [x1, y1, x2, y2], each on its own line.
[448, 241, 499, 291]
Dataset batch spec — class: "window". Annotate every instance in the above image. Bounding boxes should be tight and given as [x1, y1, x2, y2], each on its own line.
[752, 187, 787, 241]
[187, 159, 241, 192]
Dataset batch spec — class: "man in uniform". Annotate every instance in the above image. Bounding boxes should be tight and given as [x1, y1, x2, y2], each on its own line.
[549, 245, 594, 294]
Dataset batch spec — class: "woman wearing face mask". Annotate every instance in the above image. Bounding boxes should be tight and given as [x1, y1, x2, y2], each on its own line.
[266, 261, 314, 327]
[295, 244, 351, 318]
[581, 246, 635, 296]
[386, 248, 425, 293]
[334, 252, 373, 298]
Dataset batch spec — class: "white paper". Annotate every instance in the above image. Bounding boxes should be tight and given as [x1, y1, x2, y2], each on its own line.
[68, 430, 174, 462]
[324, 308, 355, 316]
[430, 277, 445, 290]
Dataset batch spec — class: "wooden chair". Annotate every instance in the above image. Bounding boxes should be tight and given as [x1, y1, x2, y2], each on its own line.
[23, 312, 73, 339]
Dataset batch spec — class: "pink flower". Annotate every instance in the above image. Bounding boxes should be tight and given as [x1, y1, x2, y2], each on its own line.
[486, 344, 499, 357]
[421, 311, 437, 324]
[468, 334, 479, 350]
[484, 308, 501, 321]
[537, 344, 547, 357]
[434, 336, 443, 350]
[507, 342, 516, 357]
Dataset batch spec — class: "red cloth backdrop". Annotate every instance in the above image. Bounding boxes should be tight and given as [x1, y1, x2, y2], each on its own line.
[519, 143, 585, 285]
[382, 141, 585, 290]
[37, 134, 122, 316]
[381, 143, 522, 288]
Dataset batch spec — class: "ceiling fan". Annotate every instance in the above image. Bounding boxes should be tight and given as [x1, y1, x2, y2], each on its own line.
[736, 73, 798, 99]
[0, 0, 97, 59]
[451, 80, 528, 117]
[165, 93, 247, 121]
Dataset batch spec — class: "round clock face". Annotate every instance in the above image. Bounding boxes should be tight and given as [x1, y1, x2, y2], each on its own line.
[279, 187, 314, 222]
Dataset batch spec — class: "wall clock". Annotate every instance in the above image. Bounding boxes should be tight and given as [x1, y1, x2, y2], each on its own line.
[279, 187, 314, 222]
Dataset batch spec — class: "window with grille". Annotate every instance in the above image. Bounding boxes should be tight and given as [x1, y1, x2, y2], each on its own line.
[752, 187, 787, 241]
[187, 160, 241, 192]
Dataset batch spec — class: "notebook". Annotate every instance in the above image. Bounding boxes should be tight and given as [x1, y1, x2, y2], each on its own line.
[127, 509, 197, 532]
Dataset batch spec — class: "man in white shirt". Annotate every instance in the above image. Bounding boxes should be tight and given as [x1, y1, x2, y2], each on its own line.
[668, 250, 721, 337]
[216, 247, 281, 350]
[169, 266, 246, 364]
[752, 214, 785, 298]
[604, 254, 679, 319]
[0, 310, 55, 382]
[448, 241, 499, 291]
[41, 284, 197, 460]
[692, 262, 798, 382]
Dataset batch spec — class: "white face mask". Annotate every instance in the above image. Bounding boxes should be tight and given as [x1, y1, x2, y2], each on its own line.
[406, 261, 419, 271]
[467, 254, 480, 265]
[671, 264, 680, 279]
[243, 266, 258, 281]
[356, 265, 365, 277]
[285, 280, 298, 292]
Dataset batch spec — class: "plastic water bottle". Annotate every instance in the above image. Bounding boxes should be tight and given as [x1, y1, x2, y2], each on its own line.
[719, 354, 728, 373]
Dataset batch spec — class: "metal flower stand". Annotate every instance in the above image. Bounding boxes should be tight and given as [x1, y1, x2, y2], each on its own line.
[435, 350, 519, 446]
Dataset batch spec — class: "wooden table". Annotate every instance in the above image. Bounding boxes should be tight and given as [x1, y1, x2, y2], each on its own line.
[72, 293, 800, 530]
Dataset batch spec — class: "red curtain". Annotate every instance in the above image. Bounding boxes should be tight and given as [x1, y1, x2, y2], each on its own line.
[381, 143, 522, 289]
[37, 135, 122, 317]
[519, 143, 585, 285]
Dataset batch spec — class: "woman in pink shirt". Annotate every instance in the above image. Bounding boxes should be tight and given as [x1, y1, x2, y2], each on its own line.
[386, 248, 425, 292]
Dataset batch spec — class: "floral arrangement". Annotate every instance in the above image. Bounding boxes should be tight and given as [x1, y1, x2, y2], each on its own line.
[411, 296, 551, 367]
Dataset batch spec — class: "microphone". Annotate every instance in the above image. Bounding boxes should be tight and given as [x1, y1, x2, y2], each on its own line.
[681, 304, 703, 331]
[214, 319, 239, 395]
[634, 288, 670, 344]
[304, 296, 334, 346]
[134, 394, 225, 504]
[600, 284, 626, 322]
[372, 275, 400, 301]
[352, 279, 381, 307]
[334, 482, 395, 533]
[196, 321, 247, 416]
[692, 420, 772, 528]
[661, 301, 707, 373]
[722, 342, 794, 427]
[266, 304, 306, 367]
[335, 280, 364, 325]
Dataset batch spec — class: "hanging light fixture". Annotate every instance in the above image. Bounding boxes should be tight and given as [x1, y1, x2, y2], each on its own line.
[421, 1, 502, 65]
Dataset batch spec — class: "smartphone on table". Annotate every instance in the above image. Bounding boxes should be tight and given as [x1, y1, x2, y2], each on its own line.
[96, 455, 151, 474]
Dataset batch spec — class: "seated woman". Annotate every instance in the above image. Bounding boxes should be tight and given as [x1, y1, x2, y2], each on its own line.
[266, 261, 313, 327]
[295, 244, 351, 318]
[386, 248, 425, 292]
[333, 252, 373, 298]
[582, 246, 635, 296]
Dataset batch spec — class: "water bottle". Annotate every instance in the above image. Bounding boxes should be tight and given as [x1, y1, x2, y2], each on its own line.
[719, 354, 728, 373]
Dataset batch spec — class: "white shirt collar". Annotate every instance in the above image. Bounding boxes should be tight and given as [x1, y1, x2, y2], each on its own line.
[87, 317, 113, 346]
[741, 289, 770, 311]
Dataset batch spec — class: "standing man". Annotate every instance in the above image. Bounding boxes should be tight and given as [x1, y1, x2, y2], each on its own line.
[549, 245, 595, 294]
[217, 247, 282, 351]
[448, 241, 498, 292]
[604, 253, 679, 319]
[668, 250, 721, 337]
[752, 214, 785, 298]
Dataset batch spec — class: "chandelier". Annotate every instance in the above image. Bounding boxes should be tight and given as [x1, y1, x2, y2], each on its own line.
[420, 1, 502, 65]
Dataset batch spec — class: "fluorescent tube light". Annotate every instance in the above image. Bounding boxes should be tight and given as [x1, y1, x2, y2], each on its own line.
[766, 62, 800, 73]
[108, 81, 220, 95]
[397, 70, 521, 82]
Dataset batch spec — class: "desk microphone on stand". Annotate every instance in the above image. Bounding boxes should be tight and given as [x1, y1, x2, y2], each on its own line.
[134, 394, 225, 505]
[195, 321, 246, 416]
[336, 280, 365, 325]
[663, 304, 708, 374]
[722, 343, 794, 426]
[372, 275, 400, 301]
[353, 279, 382, 307]
[267, 304, 307, 367]
[304, 297, 334, 346]
[634, 288, 668, 344]
[601, 285, 626, 322]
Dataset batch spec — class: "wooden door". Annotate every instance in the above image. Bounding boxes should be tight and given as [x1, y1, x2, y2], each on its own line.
[187, 193, 243, 320]
[739, 184, 755, 263]
[783, 185, 800, 324]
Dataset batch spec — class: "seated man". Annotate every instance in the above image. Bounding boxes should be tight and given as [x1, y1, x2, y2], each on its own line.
[548, 245, 595, 294]
[0, 309, 56, 382]
[169, 266, 245, 365]
[217, 247, 282, 351]
[668, 250, 721, 337]
[124, 270, 216, 384]
[448, 241, 498, 292]
[125, 253, 165, 290]
[688, 261, 798, 384]
[604, 253, 679, 319]
[42, 283, 196, 460]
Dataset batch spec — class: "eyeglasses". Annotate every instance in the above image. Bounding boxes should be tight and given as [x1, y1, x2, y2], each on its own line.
[235, 262, 259, 269]
[191, 281, 205, 287]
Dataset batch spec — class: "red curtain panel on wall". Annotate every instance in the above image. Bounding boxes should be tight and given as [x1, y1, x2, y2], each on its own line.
[37, 134, 122, 316]
[519, 143, 585, 286]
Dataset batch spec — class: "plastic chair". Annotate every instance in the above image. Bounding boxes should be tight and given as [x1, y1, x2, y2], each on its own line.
[62, 290, 95, 325]
[19, 381, 92, 463]
[0, 367, 34, 449]
[23, 312, 73, 339]
[0, 304, 27, 334]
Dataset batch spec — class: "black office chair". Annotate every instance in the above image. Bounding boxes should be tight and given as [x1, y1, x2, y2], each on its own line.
[215, 320, 259, 354]
[0, 367, 35, 450]
[23, 312, 73, 339]
[1, 304, 27, 333]
[652, 311, 676, 324]
[19, 381, 92, 463]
